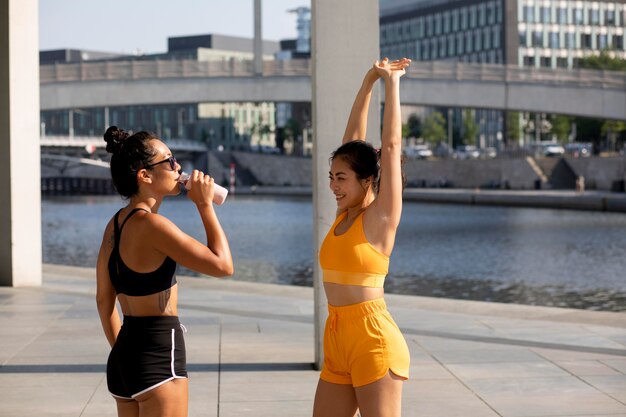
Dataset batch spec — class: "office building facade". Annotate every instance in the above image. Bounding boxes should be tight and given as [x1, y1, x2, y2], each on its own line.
[380, 0, 626, 147]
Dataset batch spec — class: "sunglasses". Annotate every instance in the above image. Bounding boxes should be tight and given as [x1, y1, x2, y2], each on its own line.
[144, 156, 178, 171]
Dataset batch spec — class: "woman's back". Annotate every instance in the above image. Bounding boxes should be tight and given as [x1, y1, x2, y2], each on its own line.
[106, 208, 179, 317]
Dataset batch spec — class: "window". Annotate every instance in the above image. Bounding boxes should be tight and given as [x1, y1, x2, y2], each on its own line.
[532, 31, 544, 47]
[556, 57, 568, 68]
[440, 38, 446, 57]
[597, 34, 608, 49]
[524, 6, 535, 23]
[457, 33, 464, 54]
[523, 56, 535, 66]
[540, 7, 551, 24]
[606, 10, 616, 25]
[452, 10, 459, 31]
[581, 34, 592, 49]
[466, 32, 473, 53]
[566, 32, 576, 49]
[479, 4, 486, 26]
[448, 36, 455, 55]
[540, 57, 551, 68]
[461, 8, 468, 30]
[614, 35, 624, 50]
[487, 3, 494, 24]
[475, 30, 482, 51]
[557, 8, 568, 24]
[574, 9, 583, 24]
[519, 30, 527, 47]
[484, 28, 491, 49]
[435, 14, 442, 35]
[550, 32, 560, 48]
[426, 16, 432, 36]
[590, 9, 599, 25]
[444, 12, 450, 33]
[469, 6, 477, 28]
[493, 26, 500, 48]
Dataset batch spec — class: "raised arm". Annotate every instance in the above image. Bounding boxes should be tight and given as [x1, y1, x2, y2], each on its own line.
[342, 67, 380, 143]
[371, 58, 410, 229]
[150, 170, 234, 277]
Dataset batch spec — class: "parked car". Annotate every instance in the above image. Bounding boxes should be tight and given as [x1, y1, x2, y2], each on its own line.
[541, 142, 565, 157]
[404, 144, 433, 159]
[564, 142, 592, 158]
[454, 145, 480, 160]
[529, 142, 565, 157]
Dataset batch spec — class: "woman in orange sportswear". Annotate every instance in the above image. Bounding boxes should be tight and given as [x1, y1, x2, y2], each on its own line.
[313, 58, 411, 417]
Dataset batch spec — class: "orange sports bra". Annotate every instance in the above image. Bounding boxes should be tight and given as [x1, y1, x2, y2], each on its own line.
[319, 211, 389, 288]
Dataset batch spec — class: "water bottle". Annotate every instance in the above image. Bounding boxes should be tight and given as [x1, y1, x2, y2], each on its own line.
[178, 172, 228, 205]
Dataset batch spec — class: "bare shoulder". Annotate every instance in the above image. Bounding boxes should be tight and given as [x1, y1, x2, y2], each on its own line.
[134, 211, 182, 239]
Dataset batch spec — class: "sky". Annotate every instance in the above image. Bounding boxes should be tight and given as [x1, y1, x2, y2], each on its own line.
[39, 0, 310, 55]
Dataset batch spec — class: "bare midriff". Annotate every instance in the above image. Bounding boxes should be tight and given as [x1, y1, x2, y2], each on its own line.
[117, 283, 179, 317]
[324, 282, 384, 306]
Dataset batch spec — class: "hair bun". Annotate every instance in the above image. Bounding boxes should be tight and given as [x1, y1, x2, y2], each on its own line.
[104, 126, 129, 154]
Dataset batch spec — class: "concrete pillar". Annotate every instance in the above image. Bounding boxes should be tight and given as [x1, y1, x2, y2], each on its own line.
[0, 0, 42, 286]
[253, 0, 263, 75]
[311, 0, 380, 369]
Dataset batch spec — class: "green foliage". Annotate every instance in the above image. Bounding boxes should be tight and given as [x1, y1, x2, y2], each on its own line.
[550, 115, 572, 143]
[406, 113, 422, 138]
[506, 111, 520, 143]
[462, 109, 479, 146]
[576, 51, 626, 72]
[422, 111, 446, 144]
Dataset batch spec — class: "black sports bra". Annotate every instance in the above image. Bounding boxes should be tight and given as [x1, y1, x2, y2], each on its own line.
[108, 208, 177, 296]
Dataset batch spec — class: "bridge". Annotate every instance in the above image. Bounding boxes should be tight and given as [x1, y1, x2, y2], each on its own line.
[40, 59, 626, 120]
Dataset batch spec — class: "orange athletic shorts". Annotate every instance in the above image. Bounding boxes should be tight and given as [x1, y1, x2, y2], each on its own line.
[320, 298, 410, 387]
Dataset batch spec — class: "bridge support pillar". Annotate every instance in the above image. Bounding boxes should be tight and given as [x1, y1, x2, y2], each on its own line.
[0, 0, 42, 286]
[312, 0, 380, 369]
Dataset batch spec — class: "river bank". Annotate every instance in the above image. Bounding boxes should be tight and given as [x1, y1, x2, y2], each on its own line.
[227, 186, 626, 213]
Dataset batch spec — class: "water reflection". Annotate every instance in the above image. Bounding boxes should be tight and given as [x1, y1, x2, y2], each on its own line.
[42, 195, 626, 311]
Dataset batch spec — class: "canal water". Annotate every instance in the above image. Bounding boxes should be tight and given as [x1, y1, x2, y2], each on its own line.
[42, 195, 626, 311]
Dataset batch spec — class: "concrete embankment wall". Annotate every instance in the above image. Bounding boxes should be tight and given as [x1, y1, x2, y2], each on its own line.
[40, 151, 626, 193]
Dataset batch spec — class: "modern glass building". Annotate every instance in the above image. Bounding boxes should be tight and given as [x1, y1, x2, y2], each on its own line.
[380, 0, 626, 148]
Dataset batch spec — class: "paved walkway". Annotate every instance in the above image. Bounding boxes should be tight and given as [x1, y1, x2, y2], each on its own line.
[1, 264, 625, 417]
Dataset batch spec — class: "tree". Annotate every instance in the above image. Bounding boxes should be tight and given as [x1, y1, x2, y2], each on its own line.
[506, 111, 520, 145]
[572, 53, 626, 152]
[462, 109, 479, 146]
[406, 113, 422, 139]
[421, 111, 446, 145]
[550, 115, 572, 143]
[601, 120, 626, 151]
[576, 51, 626, 71]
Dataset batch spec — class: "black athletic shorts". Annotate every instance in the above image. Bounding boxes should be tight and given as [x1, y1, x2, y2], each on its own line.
[107, 315, 187, 399]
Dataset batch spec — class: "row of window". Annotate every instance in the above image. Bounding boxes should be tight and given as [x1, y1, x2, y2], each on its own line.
[522, 4, 625, 26]
[410, 27, 502, 60]
[381, 0, 502, 44]
[383, 45, 504, 65]
[520, 55, 618, 69]
[520, 31, 625, 50]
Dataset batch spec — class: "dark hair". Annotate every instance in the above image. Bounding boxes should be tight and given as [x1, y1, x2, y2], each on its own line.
[104, 126, 158, 198]
[330, 140, 406, 194]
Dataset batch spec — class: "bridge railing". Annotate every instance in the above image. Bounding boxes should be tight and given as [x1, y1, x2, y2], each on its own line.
[40, 59, 311, 83]
[405, 61, 626, 89]
[40, 58, 626, 90]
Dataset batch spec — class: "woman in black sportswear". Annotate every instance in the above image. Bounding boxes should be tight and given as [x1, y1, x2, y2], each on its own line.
[96, 126, 233, 417]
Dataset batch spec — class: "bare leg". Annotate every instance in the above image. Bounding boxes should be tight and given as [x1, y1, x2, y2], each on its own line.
[135, 378, 189, 417]
[115, 397, 139, 417]
[354, 371, 404, 417]
[313, 379, 359, 417]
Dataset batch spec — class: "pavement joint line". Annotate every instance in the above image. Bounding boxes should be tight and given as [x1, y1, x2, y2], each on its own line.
[10, 285, 626, 358]
[0, 362, 315, 374]
[402, 328, 626, 357]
